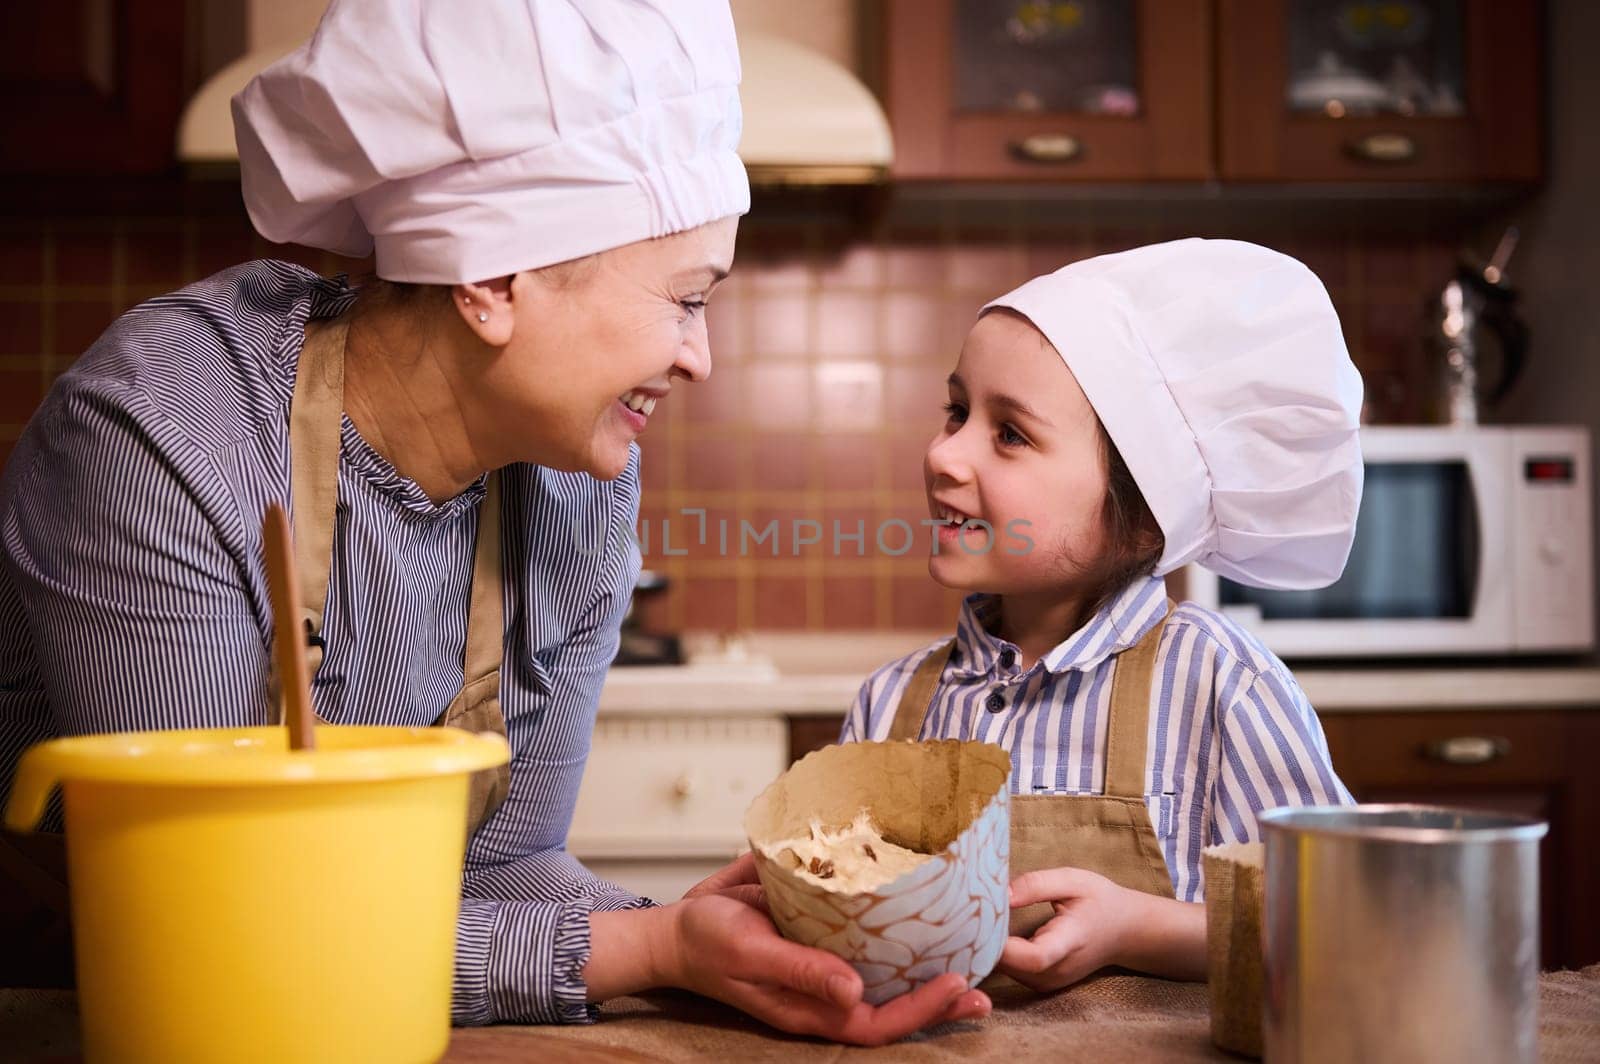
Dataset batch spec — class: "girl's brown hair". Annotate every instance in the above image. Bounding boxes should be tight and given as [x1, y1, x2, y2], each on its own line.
[1078, 425, 1166, 617]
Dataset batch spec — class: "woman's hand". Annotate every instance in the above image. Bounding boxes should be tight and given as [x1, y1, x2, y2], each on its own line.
[992, 867, 1207, 992]
[681, 851, 766, 909]
[588, 853, 992, 1045]
[665, 891, 990, 1045]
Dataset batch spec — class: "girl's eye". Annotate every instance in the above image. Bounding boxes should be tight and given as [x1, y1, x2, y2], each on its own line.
[942, 400, 967, 423]
[998, 423, 1028, 448]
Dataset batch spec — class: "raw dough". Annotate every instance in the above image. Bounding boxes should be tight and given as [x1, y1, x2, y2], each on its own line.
[773, 811, 932, 891]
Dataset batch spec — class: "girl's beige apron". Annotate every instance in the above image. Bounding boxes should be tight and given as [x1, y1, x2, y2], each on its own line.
[0, 319, 510, 986]
[887, 603, 1178, 938]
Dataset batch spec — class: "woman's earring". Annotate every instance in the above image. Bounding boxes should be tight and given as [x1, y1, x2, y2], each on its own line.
[476, 311, 489, 323]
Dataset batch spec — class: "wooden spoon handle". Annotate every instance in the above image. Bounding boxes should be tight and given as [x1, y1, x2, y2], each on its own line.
[263, 503, 316, 751]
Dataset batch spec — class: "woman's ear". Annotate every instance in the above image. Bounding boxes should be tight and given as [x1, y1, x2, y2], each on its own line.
[452, 277, 515, 345]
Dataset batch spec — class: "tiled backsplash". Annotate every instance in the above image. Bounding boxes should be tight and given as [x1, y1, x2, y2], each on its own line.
[0, 209, 1458, 631]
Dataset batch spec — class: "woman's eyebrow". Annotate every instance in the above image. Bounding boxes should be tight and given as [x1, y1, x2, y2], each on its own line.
[677, 265, 730, 287]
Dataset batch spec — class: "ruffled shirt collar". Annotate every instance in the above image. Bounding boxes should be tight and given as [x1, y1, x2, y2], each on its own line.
[296, 270, 489, 522]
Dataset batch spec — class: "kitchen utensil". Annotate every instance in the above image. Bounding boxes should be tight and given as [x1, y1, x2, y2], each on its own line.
[1427, 227, 1528, 425]
[3, 726, 508, 1062]
[263, 503, 315, 750]
[1260, 804, 1547, 1064]
[1289, 51, 1394, 113]
[745, 740, 1010, 1004]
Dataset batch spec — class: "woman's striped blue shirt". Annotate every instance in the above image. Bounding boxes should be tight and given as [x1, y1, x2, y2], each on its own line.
[0, 261, 645, 1025]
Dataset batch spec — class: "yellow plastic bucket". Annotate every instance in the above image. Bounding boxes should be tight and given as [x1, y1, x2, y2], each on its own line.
[3, 725, 510, 1064]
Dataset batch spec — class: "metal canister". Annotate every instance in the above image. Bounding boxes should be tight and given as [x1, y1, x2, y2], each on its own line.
[1260, 805, 1547, 1064]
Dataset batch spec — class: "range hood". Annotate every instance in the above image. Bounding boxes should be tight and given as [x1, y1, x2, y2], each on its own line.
[177, 10, 892, 185]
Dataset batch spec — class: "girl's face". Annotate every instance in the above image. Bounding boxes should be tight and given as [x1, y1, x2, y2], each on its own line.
[924, 309, 1110, 597]
[489, 216, 738, 480]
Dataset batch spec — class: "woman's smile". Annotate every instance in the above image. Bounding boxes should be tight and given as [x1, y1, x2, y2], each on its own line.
[616, 387, 663, 432]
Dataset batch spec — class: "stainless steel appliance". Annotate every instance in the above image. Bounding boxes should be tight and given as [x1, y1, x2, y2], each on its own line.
[1186, 425, 1594, 658]
[1427, 227, 1527, 426]
[615, 570, 684, 666]
[1261, 805, 1547, 1064]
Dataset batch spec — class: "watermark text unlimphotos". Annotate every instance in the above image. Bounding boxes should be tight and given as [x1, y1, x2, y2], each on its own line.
[569, 508, 1036, 558]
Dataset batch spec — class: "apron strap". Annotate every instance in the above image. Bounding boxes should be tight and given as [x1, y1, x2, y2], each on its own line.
[1103, 599, 1176, 800]
[288, 318, 348, 675]
[463, 470, 503, 686]
[286, 317, 506, 694]
[887, 640, 955, 741]
[884, 599, 1176, 799]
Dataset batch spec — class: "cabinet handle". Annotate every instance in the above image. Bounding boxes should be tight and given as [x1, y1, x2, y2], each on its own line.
[672, 773, 696, 799]
[1346, 132, 1419, 164]
[1423, 736, 1511, 766]
[1010, 133, 1083, 163]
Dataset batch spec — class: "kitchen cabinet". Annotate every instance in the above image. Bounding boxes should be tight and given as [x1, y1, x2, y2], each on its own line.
[884, 0, 1214, 181]
[1218, 0, 1542, 181]
[787, 707, 1600, 969]
[789, 715, 847, 766]
[568, 715, 788, 902]
[884, 0, 1541, 184]
[1321, 707, 1600, 971]
[0, 2, 188, 176]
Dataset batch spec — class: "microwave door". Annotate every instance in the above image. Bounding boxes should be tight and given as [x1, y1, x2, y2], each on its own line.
[1212, 449, 1514, 656]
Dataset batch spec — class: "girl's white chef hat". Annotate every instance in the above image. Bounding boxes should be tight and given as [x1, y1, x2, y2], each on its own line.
[232, 0, 749, 284]
[984, 238, 1364, 590]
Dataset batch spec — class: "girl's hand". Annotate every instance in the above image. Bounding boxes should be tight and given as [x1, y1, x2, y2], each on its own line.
[993, 867, 1209, 990]
[992, 867, 1141, 992]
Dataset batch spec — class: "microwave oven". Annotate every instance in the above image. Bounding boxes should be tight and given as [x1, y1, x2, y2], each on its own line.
[1185, 425, 1594, 659]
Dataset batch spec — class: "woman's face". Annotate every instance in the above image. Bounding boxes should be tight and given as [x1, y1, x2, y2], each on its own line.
[490, 215, 738, 479]
[924, 309, 1110, 597]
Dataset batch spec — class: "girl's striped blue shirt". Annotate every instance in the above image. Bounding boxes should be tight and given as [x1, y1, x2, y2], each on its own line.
[841, 575, 1354, 902]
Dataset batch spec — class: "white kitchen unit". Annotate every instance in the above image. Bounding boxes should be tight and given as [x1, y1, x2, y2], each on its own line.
[574, 646, 1600, 909]
[568, 706, 788, 902]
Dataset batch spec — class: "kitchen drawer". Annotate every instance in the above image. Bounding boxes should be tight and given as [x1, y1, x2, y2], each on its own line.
[582, 858, 734, 905]
[1322, 708, 1600, 970]
[568, 715, 786, 858]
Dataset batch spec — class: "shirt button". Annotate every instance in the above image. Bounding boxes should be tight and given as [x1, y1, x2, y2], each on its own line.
[999, 649, 1015, 669]
[985, 691, 1006, 713]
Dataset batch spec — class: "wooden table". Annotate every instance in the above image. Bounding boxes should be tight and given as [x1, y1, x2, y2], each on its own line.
[5, 968, 1598, 1062]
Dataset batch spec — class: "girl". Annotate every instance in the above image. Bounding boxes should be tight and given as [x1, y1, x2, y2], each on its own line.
[841, 238, 1362, 991]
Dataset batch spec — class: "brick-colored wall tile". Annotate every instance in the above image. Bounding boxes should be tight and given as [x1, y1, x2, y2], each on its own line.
[0, 207, 1458, 635]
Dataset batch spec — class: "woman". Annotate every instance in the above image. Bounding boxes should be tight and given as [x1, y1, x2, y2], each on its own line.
[0, 0, 988, 1044]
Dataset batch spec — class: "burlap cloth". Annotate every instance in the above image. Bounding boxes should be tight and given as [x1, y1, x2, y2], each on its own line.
[4, 968, 1596, 1062]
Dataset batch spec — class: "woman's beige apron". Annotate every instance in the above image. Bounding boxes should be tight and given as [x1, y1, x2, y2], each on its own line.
[0, 319, 511, 985]
[287, 319, 511, 834]
[887, 603, 1179, 938]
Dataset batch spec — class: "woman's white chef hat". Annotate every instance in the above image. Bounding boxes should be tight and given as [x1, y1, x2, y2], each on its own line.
[984, 238, 1364, 590]
[232, 0, 749, 284]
